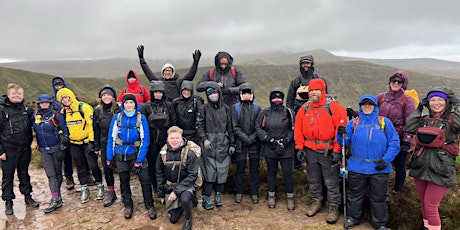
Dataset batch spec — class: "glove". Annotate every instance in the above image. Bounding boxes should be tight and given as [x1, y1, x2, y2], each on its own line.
[59, 134, 70, 144]
[417, 98, 428, 112]
[346, 107, 358, 118]
[84, 142, 95, 155]
[296, 150, 305, 162]
[228, 146, 236, 155]
[106, 160, 113, 169]
[137, 45, 144, 58]
[193, 49, 201, 62]
[164, 184, 174, 194]
[55, 150, 65, 162]
[204, 139, 212, 151]
[375, 159, 387, 170]
[330, 152, 342, 165]
[337, 126, 346, 135]
[132, 162, 143, 175]
[400, 141, 411, 153]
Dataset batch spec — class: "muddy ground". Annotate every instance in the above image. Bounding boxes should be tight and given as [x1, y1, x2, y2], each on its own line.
[0, 166, 376, 230]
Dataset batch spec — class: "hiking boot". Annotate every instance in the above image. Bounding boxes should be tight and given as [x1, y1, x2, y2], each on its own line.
[183, 217, 193, 230]
[66, 177, 75, 190]
[306, 197, 323, 217]
[344, 218, 358, 229]
[215, 192, 223, 207]
[104, 191, 117, 207]
[43, 197, 63, 214]
[5, 201, 13, 215]
[287, 193, 295, 212]
[326, 203, 339, 224]
[81, 187, 91, 203]
[96, 184, 105, 200]
[202, 195, 214, 210]
[124, 207, 133, 219]
[268, 192, 275, 208]
[148, 207, 157, 220]
[25, 195, 39, 208]
[235, 194, 242, 203]
[251, 195, 259, 204]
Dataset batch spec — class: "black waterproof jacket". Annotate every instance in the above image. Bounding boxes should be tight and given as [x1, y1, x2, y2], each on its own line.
[0, 96, 33, 153]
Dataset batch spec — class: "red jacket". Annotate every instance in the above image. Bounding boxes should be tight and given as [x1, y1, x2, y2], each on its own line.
[294, 79, 347, 153]
[117, 70, 151, 105]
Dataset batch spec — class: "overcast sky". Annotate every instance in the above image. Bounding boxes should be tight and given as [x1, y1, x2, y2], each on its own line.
[1, 0, 460, 63]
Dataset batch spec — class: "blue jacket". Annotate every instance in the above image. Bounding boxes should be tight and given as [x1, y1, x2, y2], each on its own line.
[336, 94, 400, 175]
[106, 107, 150, 163]
[32, 108, 68, 154]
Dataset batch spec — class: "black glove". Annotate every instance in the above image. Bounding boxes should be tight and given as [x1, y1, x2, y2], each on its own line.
[330, 152, 342, 165]
[84, 142, 95, 155]
[55, 150, 65, 162]
[193, 50, 201, 62]
[131, 162, 143, 175]
[337, 126, 346, 135]
[164, 184, 174, 194]
[274, 142, 284, 155]
[346, 107, 358, 118]
[137, 45, 144, 58]
[375, 159, 387, 170]
[106, 160, 113, 169]
[296, 150, 305, 162]
[401, 141, 411, 153]
[59, 134, 70, 144]
[417, 98, 428, 112]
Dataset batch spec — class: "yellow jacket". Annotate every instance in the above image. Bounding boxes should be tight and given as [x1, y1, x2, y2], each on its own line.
[56, 88, 94, 144]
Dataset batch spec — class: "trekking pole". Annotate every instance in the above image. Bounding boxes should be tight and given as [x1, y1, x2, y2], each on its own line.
[340, 133, 348, 227]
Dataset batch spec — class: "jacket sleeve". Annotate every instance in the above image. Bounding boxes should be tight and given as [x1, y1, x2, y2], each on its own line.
[196, 80, 212, 92]
[404, 110, 423, 134]
[382, 117, 401, 164]
[294, 106, 305, 150]
[106, 115, 118, 161]
[336, 120, 353, 147]
[83, 103, 94, 142]
[286, 78, 298, 110]
[117, 89, 124, 104]
[93, 108, 101, 151]
[57, 112, 69, 136]
[155, 152, 166, 198]
[168, 102, 177, 126]
[182, 59, 199, 81]
[196, 104, 206, 141]
[198, 70, 212, 87]
[226, 105, 235, 146]
[231, 105, 251, 143]
[136, 114, 150, 163]
[330, 102, 348, 153]
[173, 149, 199, 195]
[255, 109, 270, 142]
[139, 57, 159, 81]
[227, 68, 246, 95]
[142, 86, 151, 104]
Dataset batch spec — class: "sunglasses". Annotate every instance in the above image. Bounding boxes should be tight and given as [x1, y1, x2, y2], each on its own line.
[390, 79, 404, 84]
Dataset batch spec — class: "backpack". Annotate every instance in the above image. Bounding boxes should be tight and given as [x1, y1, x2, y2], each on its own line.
[234, 102, 260, 121]
[115, 112, 143, 148]
[159, 140, 203, 188]
[351, 116, 386, 134]
[123, 86, 146, 103]
[405, 89, 420, 107]
[34, 110, 59, 127]
[146, 103, 171, 129]
[61, 101, 92, 130]
[303, 94, 338, 116]
[209, 66, 236, 81]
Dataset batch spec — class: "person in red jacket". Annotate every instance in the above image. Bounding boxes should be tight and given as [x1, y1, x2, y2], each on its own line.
[117, 70, 150, 106]
[294, 78, 347, 225]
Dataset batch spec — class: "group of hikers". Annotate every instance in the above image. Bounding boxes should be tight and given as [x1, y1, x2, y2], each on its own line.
[0, 46, 458, 230]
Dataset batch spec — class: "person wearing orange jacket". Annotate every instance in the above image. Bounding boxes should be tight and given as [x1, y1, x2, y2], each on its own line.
[294, 78, 347, 225]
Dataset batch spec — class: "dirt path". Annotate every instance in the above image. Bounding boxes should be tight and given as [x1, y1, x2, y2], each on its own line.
[0, 166, 375, 230]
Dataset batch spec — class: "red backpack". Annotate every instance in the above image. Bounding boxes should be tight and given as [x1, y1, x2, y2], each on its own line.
[209, 67, 236, 81]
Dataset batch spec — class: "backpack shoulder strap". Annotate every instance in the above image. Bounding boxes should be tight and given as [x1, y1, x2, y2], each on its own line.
[352, 116, 386, 133]
[209, 68, 215, 81]
[116, 113, 123, 129]
[160, 144, 168, 164]
[378, 116, 386, 133]
[234, 102, 242, 121]
[231, 66, 236, 78]
[286, 107, 295, 130]
[136, 112, 142, 132]
[253, 102, 260, 118]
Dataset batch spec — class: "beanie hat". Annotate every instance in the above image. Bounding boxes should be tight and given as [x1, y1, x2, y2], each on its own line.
[428, 91, 448, 101]
[206, 88, 218, 96]
[99, 88, 115, 98]
[308, 78, 325, 91]
[299, 55, 314, 64]
[122, 94, 137, 104]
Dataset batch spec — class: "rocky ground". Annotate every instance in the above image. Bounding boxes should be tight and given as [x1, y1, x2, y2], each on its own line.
[0, 166, 376, 230]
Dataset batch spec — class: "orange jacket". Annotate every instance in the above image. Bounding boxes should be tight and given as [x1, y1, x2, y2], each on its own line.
[294, 80, 347, 153]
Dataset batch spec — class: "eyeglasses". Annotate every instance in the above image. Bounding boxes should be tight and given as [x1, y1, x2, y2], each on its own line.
[390, 79, 404, 84]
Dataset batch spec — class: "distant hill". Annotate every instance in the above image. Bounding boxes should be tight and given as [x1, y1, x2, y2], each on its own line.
[2, 60, 460, 109]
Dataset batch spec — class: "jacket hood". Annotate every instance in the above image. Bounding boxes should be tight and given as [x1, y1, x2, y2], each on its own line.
[214, 51, 233, 73]
[389, 70, 409, 90]
[239, 83, 255, 102]
[125, 70, 140, 88]
[56, 88, 78, 108]
[205, 81, 223, 105]
[308, 78, 326, 108]
[180, 80, 194, 98]
[358, 94, 379, 116]
[161, 63, 176, 78]
[98, 84, 117, 99]
[52, 76, 67, 96]
[150, 80, 166, 102]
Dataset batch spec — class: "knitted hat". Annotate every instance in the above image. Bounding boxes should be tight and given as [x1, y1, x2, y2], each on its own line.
[99, 88, 115, 98]
[206, 88, 218, 96]
[122, 94, 137, 103]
